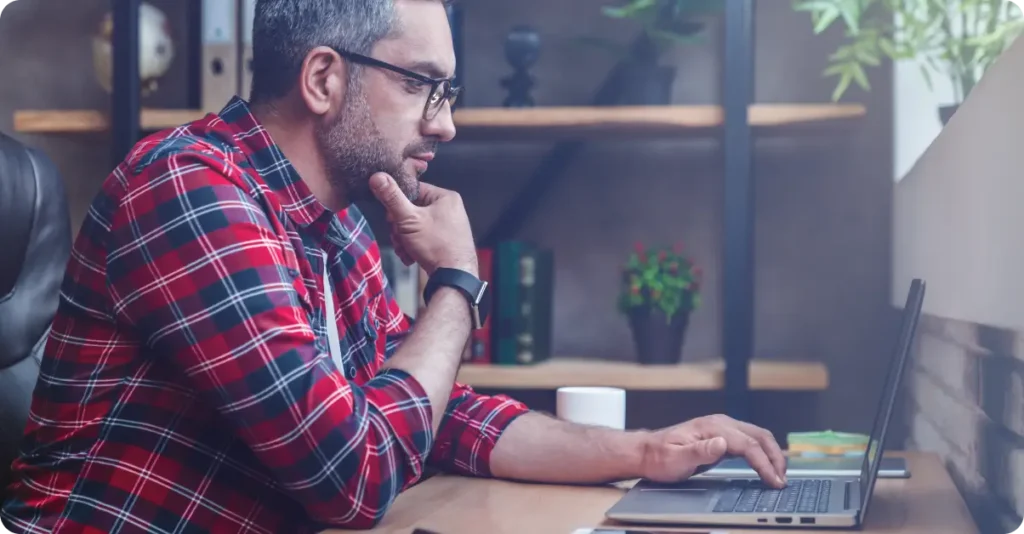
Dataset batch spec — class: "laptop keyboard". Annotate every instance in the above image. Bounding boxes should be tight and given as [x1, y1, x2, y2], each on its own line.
[713, 479, 832, 514]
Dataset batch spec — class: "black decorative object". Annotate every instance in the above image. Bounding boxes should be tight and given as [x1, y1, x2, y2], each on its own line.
[445, 3, 464, 107]
[938, 104, 959, 126]
[501, 25, 540, 107]
[613, 34, 676, 106]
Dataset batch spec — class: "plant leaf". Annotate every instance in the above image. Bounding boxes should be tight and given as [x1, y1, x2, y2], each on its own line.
[832, 70, 853, 101]
[850, 62, 871, 90]
[814, 6, 842, 33]
[648, 28, 706, 45]
[837, 0, 861, 33]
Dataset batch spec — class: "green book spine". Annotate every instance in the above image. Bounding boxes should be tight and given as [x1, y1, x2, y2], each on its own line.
[533, 248, 554, 364]
[516, 248, 555, 365]
[495, 241, 524, 365]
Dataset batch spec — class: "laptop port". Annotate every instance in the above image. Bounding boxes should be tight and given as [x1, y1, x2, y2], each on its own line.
[800, 517, 816, 524]
[775, 517, 793, 524]
[757, 518, 767, 523]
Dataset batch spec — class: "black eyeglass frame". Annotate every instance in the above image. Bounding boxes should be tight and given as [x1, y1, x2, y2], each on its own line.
[332, 48, 461, 120]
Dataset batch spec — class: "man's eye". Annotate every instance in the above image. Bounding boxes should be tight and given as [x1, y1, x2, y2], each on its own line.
[404, 78, 427, 92]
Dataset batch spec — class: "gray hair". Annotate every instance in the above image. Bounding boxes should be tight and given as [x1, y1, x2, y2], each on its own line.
[249, 0, 396, 103]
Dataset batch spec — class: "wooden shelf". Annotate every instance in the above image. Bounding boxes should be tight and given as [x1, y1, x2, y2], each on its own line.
[13, 104, 865, 140]
[454, 104, 866, 140]
[456, 358, 829, 391]
[14, 109, 206, 134]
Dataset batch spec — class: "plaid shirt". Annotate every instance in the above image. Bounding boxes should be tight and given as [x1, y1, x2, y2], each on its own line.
[2, 97, 529, 533]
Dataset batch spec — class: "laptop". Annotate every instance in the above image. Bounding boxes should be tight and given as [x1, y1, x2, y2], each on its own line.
[605, 278, 926, 529]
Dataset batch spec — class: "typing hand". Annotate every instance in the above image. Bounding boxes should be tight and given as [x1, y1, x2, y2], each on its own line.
[370, 172, 478, 277]
[640, 414, 787, 488]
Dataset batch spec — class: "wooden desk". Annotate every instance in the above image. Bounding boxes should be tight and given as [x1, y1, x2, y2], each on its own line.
[351, 453, 977, 534]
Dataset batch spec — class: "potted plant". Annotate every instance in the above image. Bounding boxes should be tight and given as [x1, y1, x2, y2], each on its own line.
[618, 242, 702, 364]
[793, 0, 1024, 124]
[585, 0, 724, 105]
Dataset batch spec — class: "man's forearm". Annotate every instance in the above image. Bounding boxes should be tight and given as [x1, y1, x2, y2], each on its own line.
[488, 411, 651, 484]
[381, 287, 471, 435]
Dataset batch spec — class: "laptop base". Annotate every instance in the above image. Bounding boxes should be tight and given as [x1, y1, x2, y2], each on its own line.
[605, 477, 860, 529]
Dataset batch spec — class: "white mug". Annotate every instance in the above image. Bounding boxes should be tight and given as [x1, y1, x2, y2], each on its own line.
[555, 386, 626, 430]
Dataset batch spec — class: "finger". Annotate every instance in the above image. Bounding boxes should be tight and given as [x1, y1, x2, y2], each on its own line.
[389, 238, 414, 266]
[714, 424, 785, 488]
[734, 421, 787, 482]
[370, 173, 416, 219]
[676, 437, 728, 477]
[388, 232, 414, 264]
[412, 181, 450, 206]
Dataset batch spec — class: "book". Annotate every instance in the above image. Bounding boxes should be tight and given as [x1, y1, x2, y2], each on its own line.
[201, 0, 239, 111]
[787, 430, 870, 456]
[493, 241, 554, 365]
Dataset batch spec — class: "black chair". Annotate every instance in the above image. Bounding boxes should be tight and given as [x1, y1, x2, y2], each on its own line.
[0, 132, 71, 492]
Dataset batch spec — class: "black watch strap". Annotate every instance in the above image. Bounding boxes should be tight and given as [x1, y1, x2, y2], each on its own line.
[423, 267, 488, 329]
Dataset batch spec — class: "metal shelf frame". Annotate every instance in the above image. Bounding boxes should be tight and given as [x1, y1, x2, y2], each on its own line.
[108, 0, 760, 419]
[722, 0, 755, 421]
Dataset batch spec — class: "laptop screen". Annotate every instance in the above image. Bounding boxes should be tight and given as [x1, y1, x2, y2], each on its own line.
[857, 279, 925, 523]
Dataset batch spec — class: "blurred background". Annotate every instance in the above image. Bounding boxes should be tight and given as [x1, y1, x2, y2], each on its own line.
[0, 1, 1021, 532]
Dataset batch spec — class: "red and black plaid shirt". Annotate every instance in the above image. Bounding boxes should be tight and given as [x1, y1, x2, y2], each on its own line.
[2, 97, 529, 533]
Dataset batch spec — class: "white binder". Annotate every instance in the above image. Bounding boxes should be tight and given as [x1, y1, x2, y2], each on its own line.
[201, 0, 238, 112]
[238, 0, 256, 100]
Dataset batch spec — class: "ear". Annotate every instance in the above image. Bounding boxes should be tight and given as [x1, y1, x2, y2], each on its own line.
[298, 46, 347, 117]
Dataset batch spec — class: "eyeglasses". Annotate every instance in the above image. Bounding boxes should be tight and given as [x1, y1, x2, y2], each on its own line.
[332, 48, 461, 121]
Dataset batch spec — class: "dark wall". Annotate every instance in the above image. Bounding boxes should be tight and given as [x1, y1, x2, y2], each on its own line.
[0, 0, 899, 438]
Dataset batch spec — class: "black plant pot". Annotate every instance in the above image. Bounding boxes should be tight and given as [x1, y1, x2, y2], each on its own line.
[938, 104, 960, 126]
[628, 307, 690, 365]
[613, 63, 677, 106]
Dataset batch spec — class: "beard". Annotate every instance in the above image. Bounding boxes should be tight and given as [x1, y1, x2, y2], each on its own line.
[314, 78, 435, 205]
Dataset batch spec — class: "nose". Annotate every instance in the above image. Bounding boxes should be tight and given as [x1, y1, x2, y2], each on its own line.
[422, 102, 457, 143]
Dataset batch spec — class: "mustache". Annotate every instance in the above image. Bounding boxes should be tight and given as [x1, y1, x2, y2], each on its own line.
[405, 140, 439, 156]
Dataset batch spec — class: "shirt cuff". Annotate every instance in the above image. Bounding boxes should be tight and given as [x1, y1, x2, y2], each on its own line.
[362, 368, 434, 486]
[428, 390, 530, 477]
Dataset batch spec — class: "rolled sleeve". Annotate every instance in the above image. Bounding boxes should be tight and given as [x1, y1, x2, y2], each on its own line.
[427, 384, 530, 477]
[378, 255, 531, 477]
[360, 368, 434, 482]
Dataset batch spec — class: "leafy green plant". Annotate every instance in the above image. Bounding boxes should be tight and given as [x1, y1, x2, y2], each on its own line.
[618, 242, 702, 322]
[792, 0, 1024, 102]
[584, 0, 724, 59]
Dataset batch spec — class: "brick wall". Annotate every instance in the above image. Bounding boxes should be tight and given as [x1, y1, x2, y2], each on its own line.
[903, 314, 1024, 534]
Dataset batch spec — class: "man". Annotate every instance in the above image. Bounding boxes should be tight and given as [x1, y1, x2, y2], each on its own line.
[1, 0, 786, 532]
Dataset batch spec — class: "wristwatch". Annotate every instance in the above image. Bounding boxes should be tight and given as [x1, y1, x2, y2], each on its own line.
[422, 267, 490, 329]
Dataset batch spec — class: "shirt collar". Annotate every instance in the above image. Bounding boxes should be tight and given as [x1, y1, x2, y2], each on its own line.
[216, 97, 354, 247]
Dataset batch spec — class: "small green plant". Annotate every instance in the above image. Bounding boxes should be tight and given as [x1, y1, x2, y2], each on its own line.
[583, 0, 724, 59]
[792, 0, 1024, 102]
[618, 242, 702, 322]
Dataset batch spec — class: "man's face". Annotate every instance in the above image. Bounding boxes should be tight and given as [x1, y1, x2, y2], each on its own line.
[316, 0, 457, 204]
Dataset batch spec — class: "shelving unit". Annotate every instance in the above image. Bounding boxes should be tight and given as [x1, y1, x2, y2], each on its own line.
[18, 0, 862, 420]
[13, 104, 866, 139]
[457, 359, 829, 391]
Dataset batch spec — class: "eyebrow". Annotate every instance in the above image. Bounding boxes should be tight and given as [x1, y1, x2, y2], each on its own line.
[405, 60, 452, 80]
